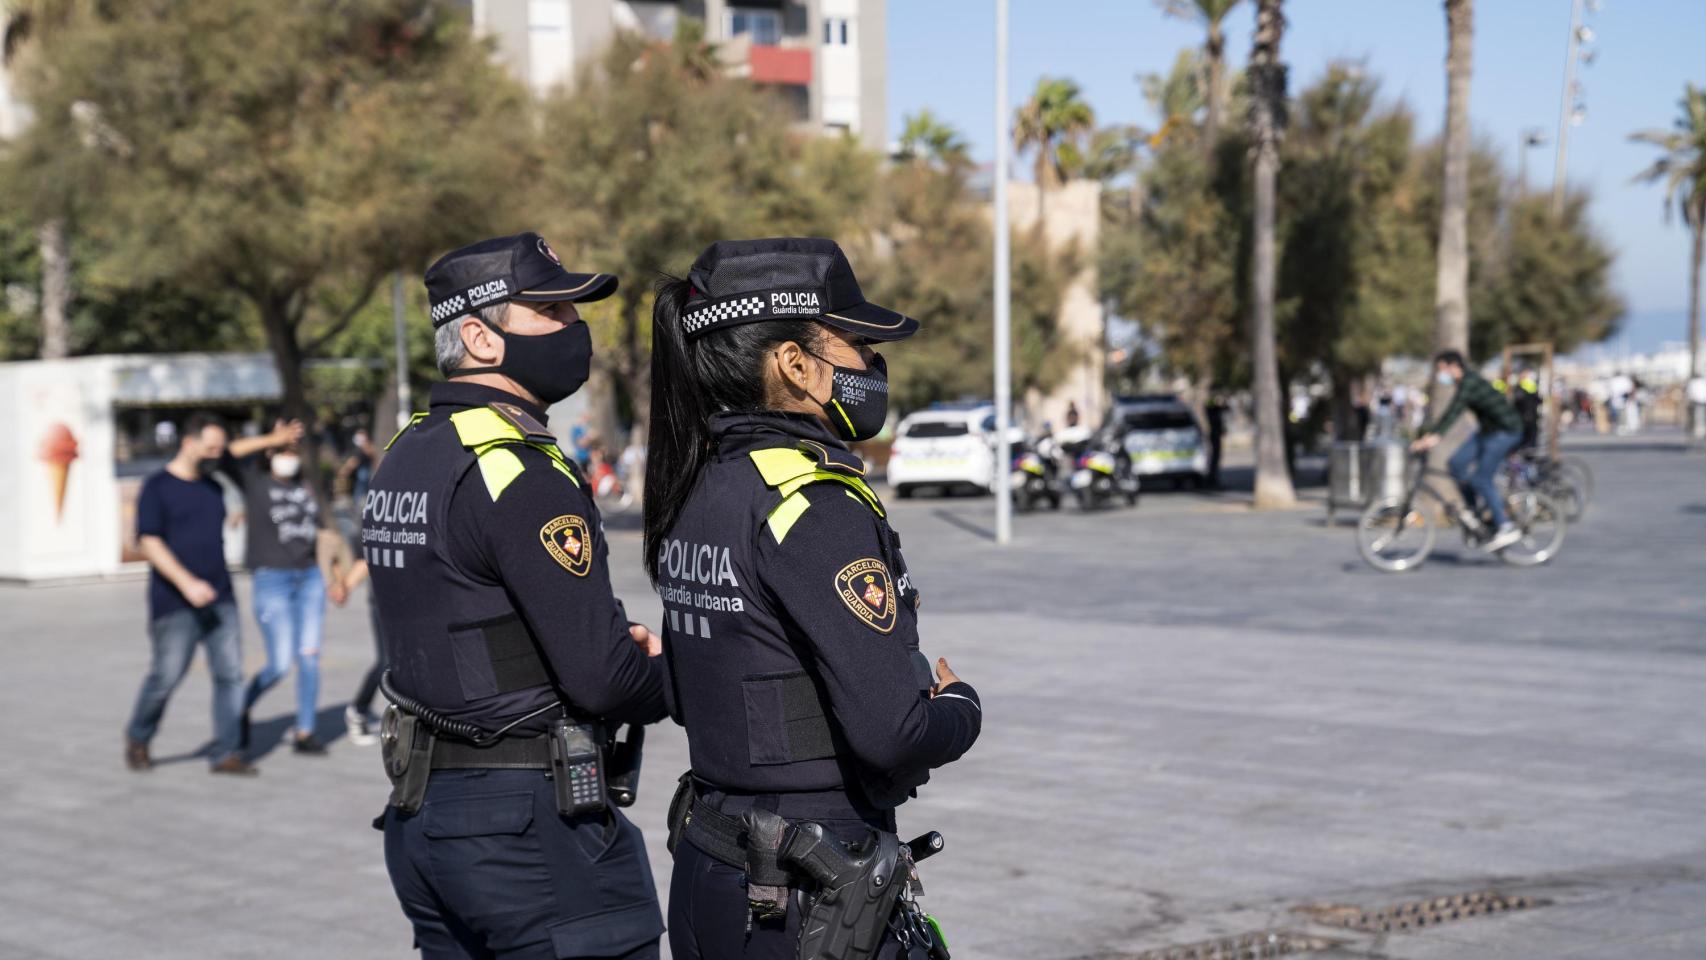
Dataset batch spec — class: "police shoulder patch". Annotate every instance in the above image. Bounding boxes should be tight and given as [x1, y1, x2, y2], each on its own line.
[540, 515, 593, 576]
[834, 557, 898, 634]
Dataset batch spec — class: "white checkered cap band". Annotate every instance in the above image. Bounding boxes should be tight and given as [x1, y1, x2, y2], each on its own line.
[683, 295, 766, 336]
[430, 294, 469, 326]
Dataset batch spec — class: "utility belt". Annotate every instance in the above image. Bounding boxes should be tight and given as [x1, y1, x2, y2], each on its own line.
[667, 774, 951, 960]
[379, 672, 643, 817]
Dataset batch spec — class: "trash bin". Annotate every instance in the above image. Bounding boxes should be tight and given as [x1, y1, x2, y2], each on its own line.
[1363, 440, 1409, 503]
[1326, 441, 1364, 525]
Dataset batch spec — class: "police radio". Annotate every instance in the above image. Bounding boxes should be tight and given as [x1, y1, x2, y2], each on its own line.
[548, 719, 608, 816]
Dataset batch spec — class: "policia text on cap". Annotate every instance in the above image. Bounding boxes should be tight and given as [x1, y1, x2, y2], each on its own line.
[643, 238, 982, 960]
[367, 233, 670, 960]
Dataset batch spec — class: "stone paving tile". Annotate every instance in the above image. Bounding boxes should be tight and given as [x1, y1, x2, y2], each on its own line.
[1, 433, 1702, 959]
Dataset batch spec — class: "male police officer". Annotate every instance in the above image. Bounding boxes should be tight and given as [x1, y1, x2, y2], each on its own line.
[366, 233, 668, 960]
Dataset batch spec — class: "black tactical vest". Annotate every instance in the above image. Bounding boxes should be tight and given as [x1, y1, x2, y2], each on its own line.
[363, 400, 583, 733]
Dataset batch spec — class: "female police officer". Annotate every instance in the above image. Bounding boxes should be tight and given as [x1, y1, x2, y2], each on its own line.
[643, 238, 982, 960]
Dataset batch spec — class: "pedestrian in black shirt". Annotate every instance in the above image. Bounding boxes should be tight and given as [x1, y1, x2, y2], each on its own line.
[125, 414, 297, 775]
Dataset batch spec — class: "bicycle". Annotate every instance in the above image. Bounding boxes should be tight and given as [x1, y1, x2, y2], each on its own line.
[1499, 449, 1591, 523]
[1356, 452, 1566, 573]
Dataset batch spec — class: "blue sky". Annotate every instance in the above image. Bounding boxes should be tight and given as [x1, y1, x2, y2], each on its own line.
[888, 0, 1706, 322]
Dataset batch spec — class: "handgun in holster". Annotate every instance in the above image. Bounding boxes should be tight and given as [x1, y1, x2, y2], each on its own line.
[778, 820, 906, 960]
[380, 704, 435, 814]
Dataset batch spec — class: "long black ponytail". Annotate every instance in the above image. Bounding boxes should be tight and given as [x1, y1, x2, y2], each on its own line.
[643, 276, 824, 584]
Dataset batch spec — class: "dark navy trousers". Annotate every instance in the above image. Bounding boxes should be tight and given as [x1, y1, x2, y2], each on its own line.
[383, 769, 664, 960]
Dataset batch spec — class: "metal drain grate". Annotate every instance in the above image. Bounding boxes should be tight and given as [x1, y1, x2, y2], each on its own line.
[1117, 930, 1342, 959]
[1295, 890, 1541, 934]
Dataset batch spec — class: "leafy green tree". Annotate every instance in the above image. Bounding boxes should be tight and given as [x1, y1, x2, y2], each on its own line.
[535, 29, 877, 441]
[1156, 0, 1244, 153]
[1013, 76, 1095, 233]
[870, 155, 1077, 414]
[898, 109, 968, 168]
[1471, 192, 1623, 359]
[1, 0, 535, 485]
[1278, 64, 1432, 437]
[1631, 83, 1706, 390]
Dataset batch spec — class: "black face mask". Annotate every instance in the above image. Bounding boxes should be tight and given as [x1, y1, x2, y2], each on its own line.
[196, 456, 221, 478]
[807, 350, 889, 443]
[450, 315, 593, 406]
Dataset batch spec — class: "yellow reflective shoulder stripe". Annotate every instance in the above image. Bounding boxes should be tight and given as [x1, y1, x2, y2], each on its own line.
[775, 470, 882, 516]
[750, 448, 819, 486]
[384, 412, 428, 451]
[450, 407, 523, 448]
[765, 490, 813, 544]
[475, 446, 526, 501]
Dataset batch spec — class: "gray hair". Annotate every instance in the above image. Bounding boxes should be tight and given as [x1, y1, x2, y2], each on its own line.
[434, 302, 510, 376]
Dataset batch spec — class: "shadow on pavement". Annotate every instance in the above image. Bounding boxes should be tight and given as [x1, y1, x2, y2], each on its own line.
[245, 704, 352, 761]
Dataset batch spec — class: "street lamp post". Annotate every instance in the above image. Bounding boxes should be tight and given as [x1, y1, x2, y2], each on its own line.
[392, 271, 413, 430]
[1551, 0, 1599, 217]
[992, 0, 1012, 545]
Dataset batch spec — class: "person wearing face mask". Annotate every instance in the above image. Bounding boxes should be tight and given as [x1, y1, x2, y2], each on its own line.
[226, 421, 336, 756]
[367, 233, 670, 960]
[1411, 349, 1527, 552]
[124, 413, 302, 776]
[644, 238, 981, 960]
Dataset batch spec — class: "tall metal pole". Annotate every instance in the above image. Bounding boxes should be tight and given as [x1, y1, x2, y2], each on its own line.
[992, 0, 1013, 546]
[392, 271, 413, 429]
[1550, 0, 1584, 217]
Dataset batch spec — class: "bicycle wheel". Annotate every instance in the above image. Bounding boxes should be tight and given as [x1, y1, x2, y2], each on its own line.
[1499, 490, 1566, 567]
[1357, 496, 1437, 573]
[1542, 473, 1587, 522]
[1556, 456, 1594, 502]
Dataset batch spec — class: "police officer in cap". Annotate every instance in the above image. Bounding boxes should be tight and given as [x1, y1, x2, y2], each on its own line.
[643, 238, 983, 959]
[367, 232, 668, 960]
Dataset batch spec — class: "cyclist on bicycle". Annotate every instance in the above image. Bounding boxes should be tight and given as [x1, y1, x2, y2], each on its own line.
[1410, 350, 1525, 552]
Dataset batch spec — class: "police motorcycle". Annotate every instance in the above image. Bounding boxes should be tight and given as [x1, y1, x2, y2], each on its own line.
[1010, 435, 1063, 512]
[1068, 427, 1140, 510]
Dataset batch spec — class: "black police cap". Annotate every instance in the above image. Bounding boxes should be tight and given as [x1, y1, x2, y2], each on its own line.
[682, 238, 918, 342]
[425, 232, 617, 327]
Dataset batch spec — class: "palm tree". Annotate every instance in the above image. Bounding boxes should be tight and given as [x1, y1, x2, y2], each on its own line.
[1156, 0, 1243, 154]
[3, 0, 82, 361]
[1631, 83, 1706, 429]
[1433, 0, 1473, 412]
[1012, 76, 1095, 230]
[1247, 0, 1294, 509]
[898, 109, 968, 168]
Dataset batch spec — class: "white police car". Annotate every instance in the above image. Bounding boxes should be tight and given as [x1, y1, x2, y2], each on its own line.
[1111, 396, 1209, 487]
[885, 404, 998, 498]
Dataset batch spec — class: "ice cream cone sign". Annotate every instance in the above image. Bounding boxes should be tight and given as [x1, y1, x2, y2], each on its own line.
[38, 423, 79, 522]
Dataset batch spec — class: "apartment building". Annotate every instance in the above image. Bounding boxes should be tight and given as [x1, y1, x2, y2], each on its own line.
[469, 0, 887, 151]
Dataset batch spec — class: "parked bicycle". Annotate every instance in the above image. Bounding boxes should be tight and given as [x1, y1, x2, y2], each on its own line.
[1499, 449, 1591, 523]
[1357, 452, 1566, 572]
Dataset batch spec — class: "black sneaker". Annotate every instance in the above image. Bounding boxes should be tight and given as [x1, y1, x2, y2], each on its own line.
[345, 704, 379, 746]
[292, 733, 329, 755]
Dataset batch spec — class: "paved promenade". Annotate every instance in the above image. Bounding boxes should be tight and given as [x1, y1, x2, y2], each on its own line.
[1, 432, 1702, 959]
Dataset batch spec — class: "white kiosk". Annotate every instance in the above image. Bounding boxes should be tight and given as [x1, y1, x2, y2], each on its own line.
[0, 353, 283, 581]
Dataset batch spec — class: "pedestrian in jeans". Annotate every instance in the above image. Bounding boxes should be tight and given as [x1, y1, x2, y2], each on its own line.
[1411, 350, 1526, 552]
[125, 413, 292, 775]
[224, 420, 342, 754]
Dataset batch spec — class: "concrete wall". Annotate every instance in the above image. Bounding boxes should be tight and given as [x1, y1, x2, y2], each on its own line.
[1005, 180, 1107, 430]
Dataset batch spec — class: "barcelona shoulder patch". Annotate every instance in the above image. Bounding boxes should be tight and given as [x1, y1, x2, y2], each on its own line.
[834, 557, 897, 634]
[540, 515, 592, 577]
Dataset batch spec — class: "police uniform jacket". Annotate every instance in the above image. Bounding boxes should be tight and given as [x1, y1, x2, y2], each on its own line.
[657, 411, 981, 818]
[364, 382, 665, 735]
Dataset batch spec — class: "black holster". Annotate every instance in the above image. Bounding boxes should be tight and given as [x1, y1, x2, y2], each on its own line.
[780, 820, 905, 960]
[380, 704, 434, 814]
